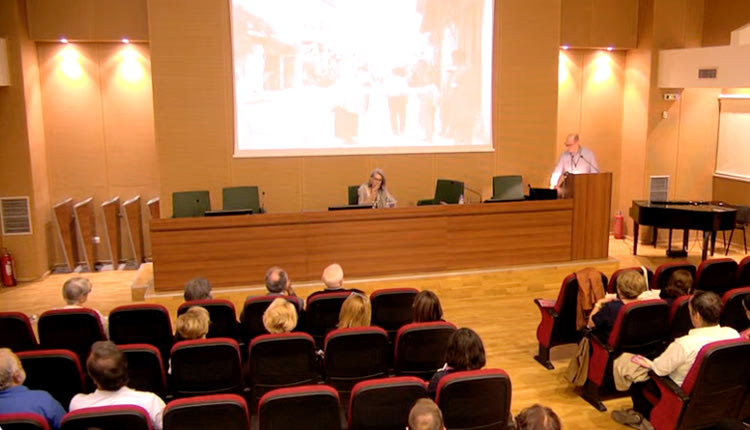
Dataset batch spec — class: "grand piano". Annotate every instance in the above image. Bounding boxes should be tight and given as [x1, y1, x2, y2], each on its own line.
[630, 200, 737, 260]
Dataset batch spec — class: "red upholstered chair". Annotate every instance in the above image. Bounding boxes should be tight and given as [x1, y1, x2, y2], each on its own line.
[0, 412, 51, 430]
[667, 295, 693, 341]
[170, 338, 243, 398]
[0, 312, 38, 352]
[305, 291, 351, 347]
[695, 258, 738, 296]
[37, 308, 106, 364]
[323, 327, 390, 401]
[239, 295, 304, 343]
[608, 267, 654, 293]
[737, 256, 750, 287]
[18, 349, 85, 411]
[370, 288, 419, 341]
[109, 304, 173, 364]
[720, 287, 750, 332]
[648, 339, 750, 430]
[582, 300, 670, 411]
[394, 321, 457, 380]
[258, 385, 341, 430]
[347, 376, 427, 430]
[60, 405, 153, 430]
[653, 262, 696, 291]
[534, 272, 607, 369]
[247, 332, 318, 406]
[163, 394, 250, 430]
[435, 369, 512, 430]
[116, 344, 167, 399]
[177, 299, 239, 341]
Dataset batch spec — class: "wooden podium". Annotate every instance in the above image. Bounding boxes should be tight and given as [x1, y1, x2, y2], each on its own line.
[560, 173, 612, 260]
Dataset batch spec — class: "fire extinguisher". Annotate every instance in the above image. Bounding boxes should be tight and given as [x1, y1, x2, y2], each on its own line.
[614, 211, 624, 239]
[1, 248, 17, 286]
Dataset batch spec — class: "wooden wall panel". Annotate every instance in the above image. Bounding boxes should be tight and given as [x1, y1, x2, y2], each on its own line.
[371, 155, 434, 207]
[302, 156, 370, 211]
[702, 0, 750, 47]
[436, 152, 495, 201]
[26, 0, 149, 42]
[561, 0, 638, 48]
[230, 157, 304, 213]
[714, 177, 750, 207]
[674, 88, 720, 200]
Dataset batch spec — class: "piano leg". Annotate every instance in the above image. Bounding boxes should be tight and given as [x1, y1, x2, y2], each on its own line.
[702, 231, 710, 261]
[633, 222, 640, 255]
[710, 230, 717, 256]
[682, 229, 689, 253]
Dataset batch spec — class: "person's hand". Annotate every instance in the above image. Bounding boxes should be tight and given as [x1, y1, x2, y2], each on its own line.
[284, 282, 296, 296]
[631, 355, 652, 368]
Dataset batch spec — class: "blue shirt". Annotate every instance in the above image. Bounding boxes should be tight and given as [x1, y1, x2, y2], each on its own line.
[0, 385, 66, 429]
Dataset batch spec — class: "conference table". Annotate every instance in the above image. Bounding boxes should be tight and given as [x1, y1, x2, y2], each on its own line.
[150, 173, 612, 292]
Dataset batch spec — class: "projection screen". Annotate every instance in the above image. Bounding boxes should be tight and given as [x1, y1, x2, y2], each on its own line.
[230, 0, 495, 157]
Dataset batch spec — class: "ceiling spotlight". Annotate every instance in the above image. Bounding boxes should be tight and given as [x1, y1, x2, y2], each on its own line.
[607, 46, 614, 51]
[121, 38, 130, 44]
[60, 38, 68, 44]
[561, 45, 569, 50]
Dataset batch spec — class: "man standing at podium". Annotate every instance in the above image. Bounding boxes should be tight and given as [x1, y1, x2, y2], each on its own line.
[549, 133, 599, 188]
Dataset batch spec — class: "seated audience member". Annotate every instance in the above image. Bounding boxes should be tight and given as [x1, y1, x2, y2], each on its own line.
[611, 291, 739, 429]
[264, 266, 297, 297]
[262, 298, 298, 334]
[183, 277, 212, 301]
[70, 341, 166, 430]
[308, 263, 363, 300]
[742, 295, 750, 338]
[413, 290, 443, 323]
[427, 327, 486, 397]
[0, 348, 66, 430]
[515, 404, 562, 430]
[61, 276, 108, 332]
[337, 292, 371, 329]
[588, 270, 647, 341]
[408, 398, 445, 430]
[175, 306, 210, 341]
[659, 269, 693, 305]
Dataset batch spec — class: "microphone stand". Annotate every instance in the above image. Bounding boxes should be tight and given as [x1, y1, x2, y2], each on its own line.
[464, 186, 482, 203]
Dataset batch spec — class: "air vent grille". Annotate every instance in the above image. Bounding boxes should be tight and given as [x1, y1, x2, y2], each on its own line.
[649, 176, 670, 203]
[1, 197, 32, 235]
[698, 68, 717, 79]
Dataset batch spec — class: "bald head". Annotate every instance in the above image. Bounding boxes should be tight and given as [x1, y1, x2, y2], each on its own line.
[322, 264, 344, 289]
[408, 398, 444, 430]
[564, 133, 580, 154]
[265, 266, 289, 294]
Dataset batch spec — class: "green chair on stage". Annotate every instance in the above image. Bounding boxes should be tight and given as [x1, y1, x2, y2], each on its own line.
[417, 179, 465, 206]
[347, 185, 359, 205]
[222, 186, 264, 213]
[172, 190, 210, 218]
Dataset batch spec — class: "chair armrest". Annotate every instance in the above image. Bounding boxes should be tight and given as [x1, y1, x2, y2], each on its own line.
[649, 371, 689, 402]
[533, 298, 558, 318]
[587, 331, 614, 354]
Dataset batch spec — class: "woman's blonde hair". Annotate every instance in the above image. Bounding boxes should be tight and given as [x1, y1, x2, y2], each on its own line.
[176, 306, 210, 340]
[338, 292, 371, 329]
[262, 298, 298, 334]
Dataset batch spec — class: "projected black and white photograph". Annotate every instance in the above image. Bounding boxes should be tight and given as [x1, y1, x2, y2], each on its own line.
[231, 0, 494, 156]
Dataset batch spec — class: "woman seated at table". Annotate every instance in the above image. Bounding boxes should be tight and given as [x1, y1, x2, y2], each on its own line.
[358, 168, 397, 208]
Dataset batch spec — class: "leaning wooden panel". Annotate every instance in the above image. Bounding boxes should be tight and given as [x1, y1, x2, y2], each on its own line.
[101, 197, 121, 267]
[123, 196, 144, 264]
[52, 198, 78, 271]
[74, 198, 97, 271]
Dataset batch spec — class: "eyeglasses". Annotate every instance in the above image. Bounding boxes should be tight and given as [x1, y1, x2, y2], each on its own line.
[371, 176, 383, 182]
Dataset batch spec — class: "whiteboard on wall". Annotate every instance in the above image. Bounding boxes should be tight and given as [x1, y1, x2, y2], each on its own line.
[716, 96, 750, 182]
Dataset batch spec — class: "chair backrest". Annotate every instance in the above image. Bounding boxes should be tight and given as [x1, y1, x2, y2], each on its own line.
[653, 262, 696, 290]
[491, 175, 524, 201]
[348, 185, 359, 205]
[551, 272, 606, 343]
[109, 304, 173, 362]
[435, 369, 512, 430]
[738, 256, 750, 287]
[116, 344, 167, 399]
[434, 179, 464, 204]
[370, 288, 418, 337]
[60, 405, 153, 430]
[323, 327, 390, 394]
[608, 267, 654, 294]
[17, 349, 85, 410]
[170, 338, 243, 397]
[240, 295, 304, 343]
[258, 385, 341, 430]
[305, 291, 351, 345]
[247, 332, 318, 404]
[172, 190, 210, 218]
[222, 186, 261, 212]
[394, 321, 457, 380]
[0, 413, 52, 430]
[676, 339, 750, 429]
[347, 376, 427, 430]
[695, 258, 738, 296]
[721, 287, 750, 332]
[146, 197, 160, 220]
[177, 299, 239, 340]
[0, 312, 38, 352]
[163, 394, 250, 430]
[609, 300, 670, 357]
[37, 309, 106, 363]
[668, 295, 693, 341]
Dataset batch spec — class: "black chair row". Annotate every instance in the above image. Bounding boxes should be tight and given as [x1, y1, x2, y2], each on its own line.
[0, 369, 511, 430]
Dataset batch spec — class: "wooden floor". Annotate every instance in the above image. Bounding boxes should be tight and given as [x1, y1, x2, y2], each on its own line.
[1, 233, 745, 428]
